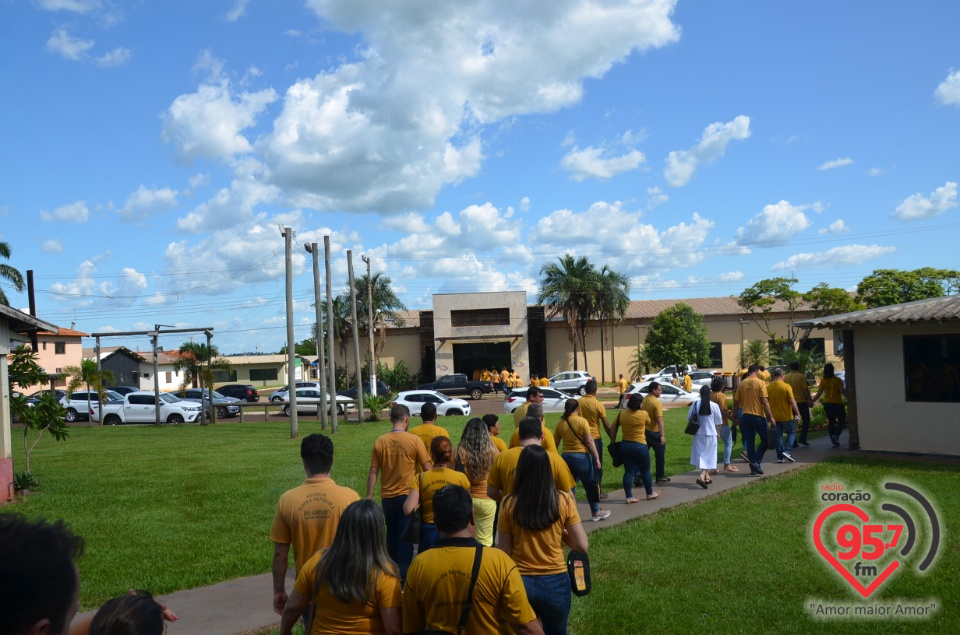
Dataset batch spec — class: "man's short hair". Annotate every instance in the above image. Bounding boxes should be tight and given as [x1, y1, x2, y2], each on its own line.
[481, 414, 500, 429]
[790, 361, 801, 371]
[648, 381, 661, 391]
[747, 364, 760, 375]
[771, 367, 785, 379]
[0, 514, 84, 635]
[585, 380, 598, 394]
[301, 433, 334, 474]
[420, 402, 437, 422]
[710, 376, 726, 393]
[518, 416, 543, 441]
[390, 403, 410, 423]
[526, 403, 544, 421]
[526, 385, 542, 400]
[433, 485, 473, 534]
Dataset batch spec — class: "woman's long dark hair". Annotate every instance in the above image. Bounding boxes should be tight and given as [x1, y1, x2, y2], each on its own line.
[89, 592, 164, 635]
[823, 363, 835, 378]
[699, 385, 712, 415]
[506, 445, 559, 531]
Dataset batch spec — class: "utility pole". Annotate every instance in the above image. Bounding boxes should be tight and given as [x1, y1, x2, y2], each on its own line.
[347, 251, 365, 424]
[205, 329, 215, 425]
[361, 255, 376, 395]
[306, 243, 329, 429]
[324, 235, 338, 433]
[152, 324, 173, 425]
[282, 226, 298, 438]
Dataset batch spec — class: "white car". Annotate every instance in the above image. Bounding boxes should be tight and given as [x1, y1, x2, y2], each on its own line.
[393, 390, 471, 417]
[281, 388, 353, 416]
[60, 390, 124, 423]
[642, 364, 698, 381]
[624, 380, 699, 407]
[270, 381, 327, 403]
[547, 370, 594, 396]
[504, 387, 578, 414]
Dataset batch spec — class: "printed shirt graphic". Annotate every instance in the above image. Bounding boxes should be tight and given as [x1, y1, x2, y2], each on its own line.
[270, 477, 360, 571]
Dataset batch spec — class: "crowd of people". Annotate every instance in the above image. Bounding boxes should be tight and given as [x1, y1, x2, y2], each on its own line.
[1, 366, 845, 635]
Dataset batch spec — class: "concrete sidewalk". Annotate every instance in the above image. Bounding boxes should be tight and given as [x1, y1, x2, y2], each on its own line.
[81, 435, 843, 635]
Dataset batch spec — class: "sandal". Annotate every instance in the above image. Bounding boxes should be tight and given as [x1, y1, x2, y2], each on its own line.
[696, 477, 708, 489]
[723, 464, 740, 473]
[625, 497, 641, 504]
[646, 491, 661, 500]
[704, 478, 713, 484]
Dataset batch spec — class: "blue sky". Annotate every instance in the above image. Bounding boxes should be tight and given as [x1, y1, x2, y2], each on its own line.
[1, 0, 958, 355]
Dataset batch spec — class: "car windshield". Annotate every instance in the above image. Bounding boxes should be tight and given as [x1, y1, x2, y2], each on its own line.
[105, 390, 124, 401]
[159, 393, 181, 403]
[431, 392, 451, 402]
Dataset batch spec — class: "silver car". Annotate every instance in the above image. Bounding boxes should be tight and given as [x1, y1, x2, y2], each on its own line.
[547, 371, 593, 396]
[176, 388, 242, 418]
[504, 387, 578, 414]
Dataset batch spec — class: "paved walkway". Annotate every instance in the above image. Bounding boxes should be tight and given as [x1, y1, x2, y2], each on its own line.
[80, 434, 843, 634]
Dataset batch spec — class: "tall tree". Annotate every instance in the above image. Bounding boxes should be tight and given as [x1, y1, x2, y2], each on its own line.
[628, 345, 652, 380]
[352, 273, 406, 361]
[173, 342, 231, 393]
[0, 240, 25, 306]
[538, 255, 595, 371]
[856, 268, 960, 308]
[593, 265, 630, 382]
[326, 294, 353, 363]
[802, 283, 863, 317]
[62, 359, 115, 427]
[644, 303, 712, 370]
[738, 277, 802, 346]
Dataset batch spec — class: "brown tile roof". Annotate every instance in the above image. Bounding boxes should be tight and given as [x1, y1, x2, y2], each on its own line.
[795, 295, 960, 329]
[620, 296, 814, 320]
[36, 327, 90, 337]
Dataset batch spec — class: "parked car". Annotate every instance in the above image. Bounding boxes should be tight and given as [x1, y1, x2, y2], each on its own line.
[270, 381, 337, 403]
[282, 388, 353, 416]
[27, 389, 67, 405]
[392, 390, 471, 417]
[547, 371, 593, 396]
[60, 390, 124, 422]
[641, 364, 699, 381]
[216, 384, 260, 402]
[688, 370, 719, 388]
[100, 391, 203, 425]
[337, 380, 393, 400]
[174, 388, 241, 418]
[109, 385, 141, 396]
[503, 386, 578, 414]
[417, 374, 491, 400]
[624, 380, 699, 407]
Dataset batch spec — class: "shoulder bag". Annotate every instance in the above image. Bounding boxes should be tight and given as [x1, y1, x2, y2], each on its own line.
[402, 473, 423, 544]
[684, 402, 700, 436]
[423, 545, 484, 635]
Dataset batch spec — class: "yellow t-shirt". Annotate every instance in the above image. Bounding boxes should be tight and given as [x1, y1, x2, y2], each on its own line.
[403, 540, 536, 634]
[617, 378, 628, 394]
[640, 395, 663, 433]
[577, 394, 607, 439]
[410, 467, 471, 524]
[371, 431, 431, 498]
[500, 370, 510, 384]
[613, 409, 649, 443]
[784, 370, 810, 404]
[508, 426, 558, 454]
[481, 370, 492, 382]
[488, 447, 576, 496]
[710, 391, 730, 421]
[734, 377, 768, 417]
[294, 552, 401, 635]
[408, 422, 450, 453]
[539, 377, 550, 387]
[766, 380, 796, 422]
[269, 477, 360, 571]
[490, 434, 508, 454]
[554, 415, 593, 453]
[512, 402, 531, 428]
[758, 369, 772, 383]
[683, 375, 692, 392]
[820, 377, 844, 404]
[498, 492, 581, 576]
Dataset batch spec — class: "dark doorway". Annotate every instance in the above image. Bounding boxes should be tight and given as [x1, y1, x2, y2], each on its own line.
[453, 342, 512, 377]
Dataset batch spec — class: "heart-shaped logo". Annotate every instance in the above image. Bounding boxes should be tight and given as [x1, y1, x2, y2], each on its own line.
[813, 504, 900, 598]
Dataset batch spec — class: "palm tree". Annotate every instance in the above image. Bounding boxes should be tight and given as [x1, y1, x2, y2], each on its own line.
[628, 345, 652, 380]
[63, 359, 115, 427]
[353, 273, 406, 362]
[593, 265, 631, 382]
[737, 339, 769, 370]
[173, 342, 232, 394]
[0, 240, 25, 306]
[538, 255, 595, 371]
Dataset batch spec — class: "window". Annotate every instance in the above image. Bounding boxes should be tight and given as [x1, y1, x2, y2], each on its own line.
[709, 342, 723, 368]
[250, 368, 279, 382]
[129, 394, 155, 405]
[450, 308, 510, 328]
[214, 369, 238, 382]
[165, 371, 173, 383]
[903, 334, 960, 403]
[55, 342, 66, 355]
[799, 338, 825, 355]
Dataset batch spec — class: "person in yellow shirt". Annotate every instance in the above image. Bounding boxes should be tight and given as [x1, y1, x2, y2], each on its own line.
[539, 375, 550, 387]
[616, 373, 629, 408]
[278, 500, 402, 635]
[767, 367, 801, 463]
[482, 414, 508, 453]
[641, 383, 669, 483]
[481, 368, 492, 383]
[270, 433, 360, 616]
[709, 377, 738, 473]
[455, 419, 499, 547]
[733, 365, 775, 476]
[403, 486, 541, 635]
[758, 365, 772, 383]
[554, 399, 609, 522]
[609, 393, 660, 502]
[407, 403, 449, 454]
[512, 385, 542, 427]
[577, 380, 612, 498]
[508, 403, 558, 453]
[499, 368, 510, 395]
[811, 363, 846, 447]
[784, 361, 813, 447]
[498, 445, 588, 634]
[682, 372, 693, 393]
[488, 417, 576, 501]
[367, 404, 433, 581]
[403, 436, 470, 551]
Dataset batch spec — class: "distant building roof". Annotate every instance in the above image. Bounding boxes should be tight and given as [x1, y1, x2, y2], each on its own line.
[794, 295, 960, 329]
[222, 354, 290, 365]
[36, 327, 90, 337]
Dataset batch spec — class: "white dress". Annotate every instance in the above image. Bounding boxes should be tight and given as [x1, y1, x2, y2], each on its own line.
[689, 400, 721, 470]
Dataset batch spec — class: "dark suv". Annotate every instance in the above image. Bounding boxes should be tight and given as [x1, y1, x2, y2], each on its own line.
[337, 381, 392, 400]
[216, 384, 260, 402]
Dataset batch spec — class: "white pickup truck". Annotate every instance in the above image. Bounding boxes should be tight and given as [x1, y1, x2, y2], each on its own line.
[100, 391, 203, 425]
[642, 364, 699, 381]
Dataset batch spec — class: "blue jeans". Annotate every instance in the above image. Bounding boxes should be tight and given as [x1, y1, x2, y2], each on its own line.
[621, 441, 652, 497]
[796, 402, 811, 443]
[593, 437, 604, 492]
[381, 496, 413, 580]
[644, 431, 666, 479]
[824, 403, 846, 440]
[419, 522, 439, 552]
[776, 419, 796, 458]
[719, 424, 733, 465]
[740, 414, 768, 466]
[561, 452, 599, 515]
[522, 573, 572, 635]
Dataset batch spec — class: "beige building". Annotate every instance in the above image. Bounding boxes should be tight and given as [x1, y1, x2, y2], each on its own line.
[336, 293, 839, 384]
[796, 296, 960, 456]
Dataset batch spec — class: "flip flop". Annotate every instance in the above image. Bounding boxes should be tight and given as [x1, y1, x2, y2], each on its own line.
[646, 491, 661, 500]
[625, 497, 641, 504]
[704, 478, 713, 484]
[696, 477, 708, 489]
[723, 465, 740, 472]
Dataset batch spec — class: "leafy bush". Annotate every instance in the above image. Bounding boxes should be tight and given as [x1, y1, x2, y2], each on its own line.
[363, 394, 391, 421]
[14, 471, 38, 491]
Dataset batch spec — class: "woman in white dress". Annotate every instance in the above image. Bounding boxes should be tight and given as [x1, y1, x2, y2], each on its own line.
[689, 385, 721, 489]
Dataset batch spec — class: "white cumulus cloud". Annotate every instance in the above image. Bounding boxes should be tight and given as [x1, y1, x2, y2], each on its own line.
[43, 240, 64, 253]
[818, 219, 849, 235]
[664, 115, 751, 186]
[45, 28, 94, 61]
[117, 186, 179, 221]
[934, 69, 960, 107]
[37, 0, 99, 13]
[772, 244, 896, 270]
[735, 200, 812, 246]
[40, 201, 89, 223]
[893, 181, 958, 220]
[818, 157, 854, 171]
[560, 131, 646, 181]
[226, 0, 252, 21]
[50, 257, 148, 307]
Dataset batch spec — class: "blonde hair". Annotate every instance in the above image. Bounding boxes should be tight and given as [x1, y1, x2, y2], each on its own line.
[458, 418, 494, 485]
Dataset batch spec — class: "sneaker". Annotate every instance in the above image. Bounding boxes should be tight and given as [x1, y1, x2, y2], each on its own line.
[783, 452, 795, 463]
[830, 435, 840, 447]
[750, 463, 764, 475]
[655, 476, 671, 483]
[599, 492, 609, 500]
[777, 458, 784, 463]
[797, 440, 810, 447]
[591, 509, 611, 521]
